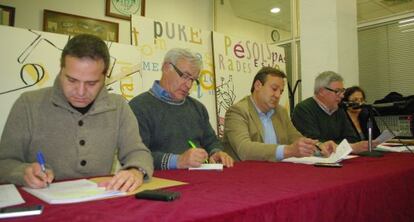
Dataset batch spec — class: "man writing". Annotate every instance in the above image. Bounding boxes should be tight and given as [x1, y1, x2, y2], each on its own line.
[0, 34, 153, 192]
[223, 67, 335, 161]
[129, 48, 233, 169]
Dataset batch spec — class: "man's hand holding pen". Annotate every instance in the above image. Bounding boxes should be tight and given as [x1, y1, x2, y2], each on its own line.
[23, 162, 54, 189]
[177, 148, 209, 169]
[285, 138, 318, 157]
[315, 140, 337, 157]
[285, 138, 336, 158]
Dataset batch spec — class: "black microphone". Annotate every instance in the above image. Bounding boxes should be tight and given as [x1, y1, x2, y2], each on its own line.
[340, 101, 362, 109]
[341, 101, 377, 109]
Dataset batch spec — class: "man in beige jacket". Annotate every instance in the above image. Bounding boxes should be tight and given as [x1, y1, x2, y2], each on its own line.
[223, 67, 335, 162]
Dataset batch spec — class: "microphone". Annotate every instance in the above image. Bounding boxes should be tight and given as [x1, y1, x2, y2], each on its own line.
[340, 101, 363, 109]
[340, 101, 378, 109]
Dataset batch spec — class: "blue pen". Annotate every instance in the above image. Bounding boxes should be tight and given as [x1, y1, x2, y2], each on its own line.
[36, 151, 50, 187]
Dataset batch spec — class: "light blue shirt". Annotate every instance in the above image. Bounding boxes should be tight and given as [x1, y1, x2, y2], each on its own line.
[250, 97, 285, 160]
[150, 80, 185, 105]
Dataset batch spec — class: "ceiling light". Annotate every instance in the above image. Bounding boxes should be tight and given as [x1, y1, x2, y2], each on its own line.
[399, 17, 414, 24]
[270, 7, 280, 14]
[399, 22, 414, 28]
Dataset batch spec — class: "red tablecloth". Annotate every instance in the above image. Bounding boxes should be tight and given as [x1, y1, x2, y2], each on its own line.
[5, 152, 414, 222]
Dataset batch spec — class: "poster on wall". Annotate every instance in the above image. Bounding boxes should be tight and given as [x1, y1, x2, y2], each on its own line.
[212, 32, 287, 137]
[0, 25, 143, 136]
[130, 15, 217, 129]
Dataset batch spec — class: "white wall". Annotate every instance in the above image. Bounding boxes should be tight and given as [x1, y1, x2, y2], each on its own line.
[214, 0, 290, 43]
[147, 0, 213, 31]
[0, 0, 213, 44]
[337, 0, 359, 89]
[300, 0, 359, 98]
[1, 0, 292, 45]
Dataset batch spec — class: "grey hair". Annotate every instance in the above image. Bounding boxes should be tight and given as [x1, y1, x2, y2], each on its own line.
[163, 48, 202, 70]
[314, 71, 344, 95]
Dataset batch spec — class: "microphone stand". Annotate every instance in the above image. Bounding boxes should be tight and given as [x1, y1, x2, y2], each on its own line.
[358, 105, 383, 157]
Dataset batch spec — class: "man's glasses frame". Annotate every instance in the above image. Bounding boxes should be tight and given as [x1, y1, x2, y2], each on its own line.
[169, 63, 200, 85]
[324, 86, 345, 95]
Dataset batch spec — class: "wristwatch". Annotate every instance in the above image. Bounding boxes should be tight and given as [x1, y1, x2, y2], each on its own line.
[137, 167, 147, 177]
[127, 167, 147, 178]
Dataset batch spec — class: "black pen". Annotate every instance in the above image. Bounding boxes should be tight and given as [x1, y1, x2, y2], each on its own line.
[315, 142, 323, 152]
[314, 142, 323, 156]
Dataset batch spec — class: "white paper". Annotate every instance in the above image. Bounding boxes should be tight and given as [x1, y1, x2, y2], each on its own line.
[343, 155, 359, 160]
[282, 139, 353, 165]
[22, 179, 126, 204]
[0, 184, 25, 208]
[373, 129, 395, 144]
[189, 163, 223, 170]
[375, 144, 414, 153]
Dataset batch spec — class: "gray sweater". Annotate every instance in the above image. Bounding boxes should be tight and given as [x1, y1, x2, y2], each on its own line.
[0, 77, 153, 185]
[129, 91, 222, 170]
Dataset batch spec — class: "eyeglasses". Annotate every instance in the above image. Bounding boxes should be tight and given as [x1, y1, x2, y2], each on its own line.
[324, 87, 345, 95]
[169, 63, 199, 85]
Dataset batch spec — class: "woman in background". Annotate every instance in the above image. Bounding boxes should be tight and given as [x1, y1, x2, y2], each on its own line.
[343, 86, 381, 140]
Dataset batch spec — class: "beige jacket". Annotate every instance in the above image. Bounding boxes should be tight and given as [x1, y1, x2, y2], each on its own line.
[223, 96, 302, 161]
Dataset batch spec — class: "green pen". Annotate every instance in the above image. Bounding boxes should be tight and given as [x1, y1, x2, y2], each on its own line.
[188, 140, 197, 149]
[187, 140, 208, 163]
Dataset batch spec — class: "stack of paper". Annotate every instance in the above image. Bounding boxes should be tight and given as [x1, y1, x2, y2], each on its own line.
[90, 176, 188, 195]
[372, 130, 413, 152]
[0, 184, 25, 208]
[282, 139, 353, 165]
[22, 179, 125, 204]
[189, 163, 223, 170]
[375, 144, 414, 152]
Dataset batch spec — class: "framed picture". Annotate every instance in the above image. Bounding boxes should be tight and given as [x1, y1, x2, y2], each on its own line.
[0, 4, 15, 26]
[106, 0, 145, 20]
[43, 9, 119, 42]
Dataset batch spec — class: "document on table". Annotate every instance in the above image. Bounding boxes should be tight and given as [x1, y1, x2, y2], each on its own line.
[373, 130, 413, 152]
[189, 163, 223, 171]
[22, 179, 126, 204]
[0, 184, 25, 208]
[90, 176, 188, 195]
[282, 139, 353, 165]
[375, 144, 414, 152]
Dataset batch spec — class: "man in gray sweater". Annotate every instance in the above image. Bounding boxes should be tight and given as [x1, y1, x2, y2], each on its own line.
[129, 48, 233, 170]
[0, 34, 153, 192]
[292, 71, 372, 153]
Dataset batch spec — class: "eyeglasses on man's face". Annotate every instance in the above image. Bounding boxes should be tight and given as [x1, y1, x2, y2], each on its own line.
[324, 86, 345, 95]
[169, 63, 200, 85]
